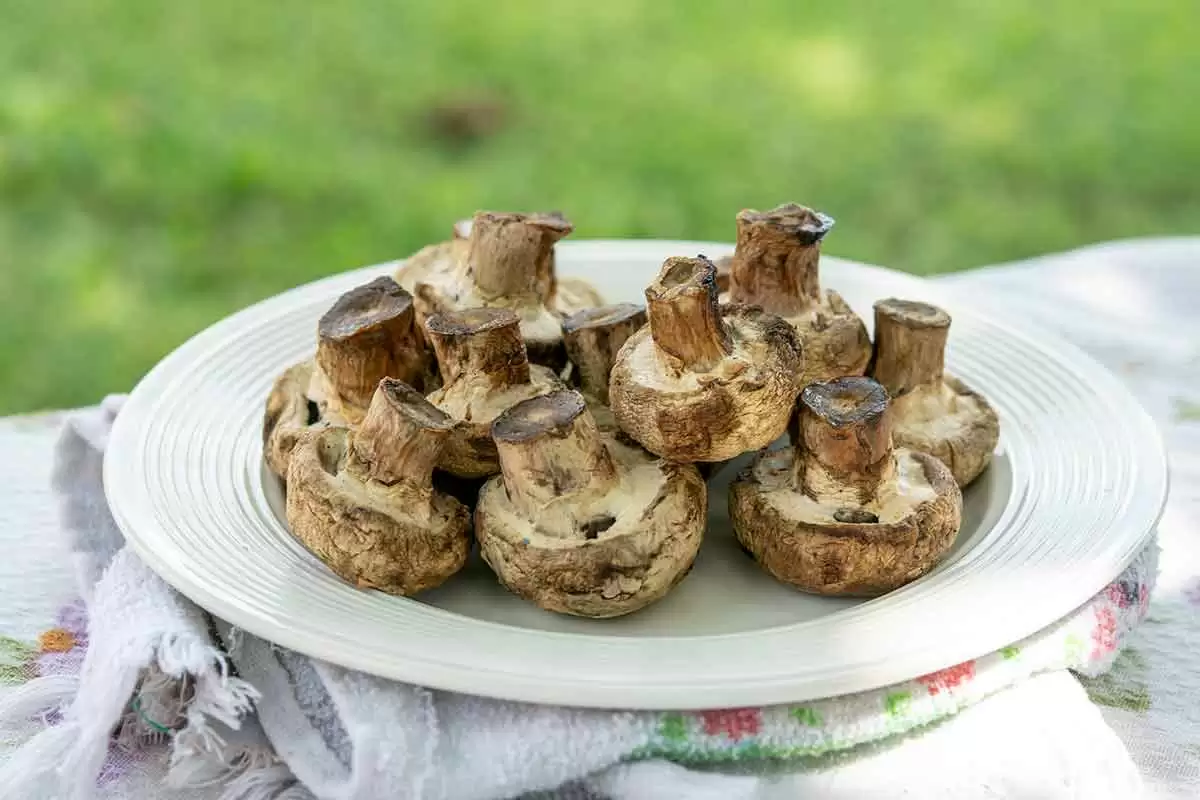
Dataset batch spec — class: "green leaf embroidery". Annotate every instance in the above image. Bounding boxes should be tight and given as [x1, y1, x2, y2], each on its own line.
[0, 635, 35, 662]
[1081, 648, 1151, 712]
[791, 706, 822, 727]
[885, 692, 911, 718]
[658, 712, 689, 742]
[0, 663, 29, 685]
[1000, 645, 1021, 660]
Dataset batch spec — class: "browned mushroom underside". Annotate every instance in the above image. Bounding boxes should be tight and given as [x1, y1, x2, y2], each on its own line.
[476, 447, 707, 618]
[890, 376, 1000, 487]
[286, 427, 470, 596]
[730, 448, 962, 596]
[428, 365, 564, 478]
[263, 360, 344, 479]
[609, 305, 802, 462]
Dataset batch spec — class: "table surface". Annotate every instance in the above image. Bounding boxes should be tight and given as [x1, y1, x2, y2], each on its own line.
[1, 237, 1198, 797]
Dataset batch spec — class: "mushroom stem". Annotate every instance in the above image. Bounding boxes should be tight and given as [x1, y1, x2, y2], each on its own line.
[425, 308, 531, 388]
[315, 277, 426, 420]
[492, 390, 618, 522]
[729, 204, 834, 316]
[465, 211, 574, 302]
[795, 378, 896, 506]
[348, 379, 454, 493]
[561, 303, 648, 405]
[871, 299, 951, 397]
[645, 256, 732, 370]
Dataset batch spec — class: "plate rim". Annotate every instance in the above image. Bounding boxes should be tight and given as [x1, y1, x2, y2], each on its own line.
[104, 239, 1169, 708]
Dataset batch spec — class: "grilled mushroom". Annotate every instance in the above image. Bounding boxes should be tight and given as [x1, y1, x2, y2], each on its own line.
[728, 204, 870, 386]
[476, 389, 706, 617]
[869, 298, 999, 486]
[395, 211, 601, 368]
[730, 377, 962, 596]
[608, 256, 804, 462]
[285, 379, 471, 596]
[424, 307, 563, 478]
[561, 303, 647, 431]
[266, 277, 429, 477]
[262, 361, 343, 479]
[310, 276, 434, 425]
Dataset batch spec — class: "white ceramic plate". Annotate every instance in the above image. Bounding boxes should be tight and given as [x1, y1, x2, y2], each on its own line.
[105, 240, 1167, 709]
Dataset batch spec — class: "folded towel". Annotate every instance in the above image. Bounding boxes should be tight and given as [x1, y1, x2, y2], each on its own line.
[0, 396, 1154, 800]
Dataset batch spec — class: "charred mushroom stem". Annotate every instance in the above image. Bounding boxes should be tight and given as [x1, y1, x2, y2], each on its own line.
[869, 298, 1000, 487]
[476, 390, 707, 618]
[314, 277, 432, 424]
[492, 391, 619, 529]
[728, 204, 870, 385]
[871, 299, 949, 395]
[466, 211, 572, 303]
[730, 377, 963, 597]
[730, 204, 831, 315]
[795, 378, 895, 507]
[348, 380, 450, 506]
[609, 256, 803, 462]
[427, 306, 532, 387]
[285, 379, 470, 596]
[424, 307, 563, 478]
[646, 257, 733, 370]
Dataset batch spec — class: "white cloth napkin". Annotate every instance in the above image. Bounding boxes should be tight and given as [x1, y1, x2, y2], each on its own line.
[0, 395, 1147, 800]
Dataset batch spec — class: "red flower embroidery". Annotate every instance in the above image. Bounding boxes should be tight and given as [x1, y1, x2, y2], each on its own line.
[916, 660, 976, 695]
[700, 708, 761, 741]
[1091, 606, 1118, 659]
[1106, 584, 1129, 609]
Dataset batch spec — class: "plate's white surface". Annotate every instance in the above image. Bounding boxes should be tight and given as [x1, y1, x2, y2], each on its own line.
[104, 240, 1167, 709]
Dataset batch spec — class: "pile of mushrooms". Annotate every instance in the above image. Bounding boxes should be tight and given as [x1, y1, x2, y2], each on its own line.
[263, 204, 999, 613]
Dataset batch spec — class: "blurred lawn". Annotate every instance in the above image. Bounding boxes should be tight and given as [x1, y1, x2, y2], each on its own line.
[1, 1, 1197, 413]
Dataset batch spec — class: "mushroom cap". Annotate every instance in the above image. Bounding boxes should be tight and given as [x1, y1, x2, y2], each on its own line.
[476, 436, 707, 617]
[890, 375, 1000, 487]
[285, 426, 470, 596]
[608, 304, 803, 462]
[393, 238, 464, 297]
[730, 446, 962, 596]
[554, 276, 605, 313]
[427, 364, 564, 478]
[785, 290, 871, 385]
[262, 360, 342, 479]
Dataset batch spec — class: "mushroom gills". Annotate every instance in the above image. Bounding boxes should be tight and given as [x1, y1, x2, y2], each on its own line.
[730, 376, 962, 597]
[608, 255, 803, 463]
[284, 379, 471, 596]
[751, 446, 938, 525]
[476, 389, 707, 617]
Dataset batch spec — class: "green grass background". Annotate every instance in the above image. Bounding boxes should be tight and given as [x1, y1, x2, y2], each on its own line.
[1, 1, 1197, 413]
